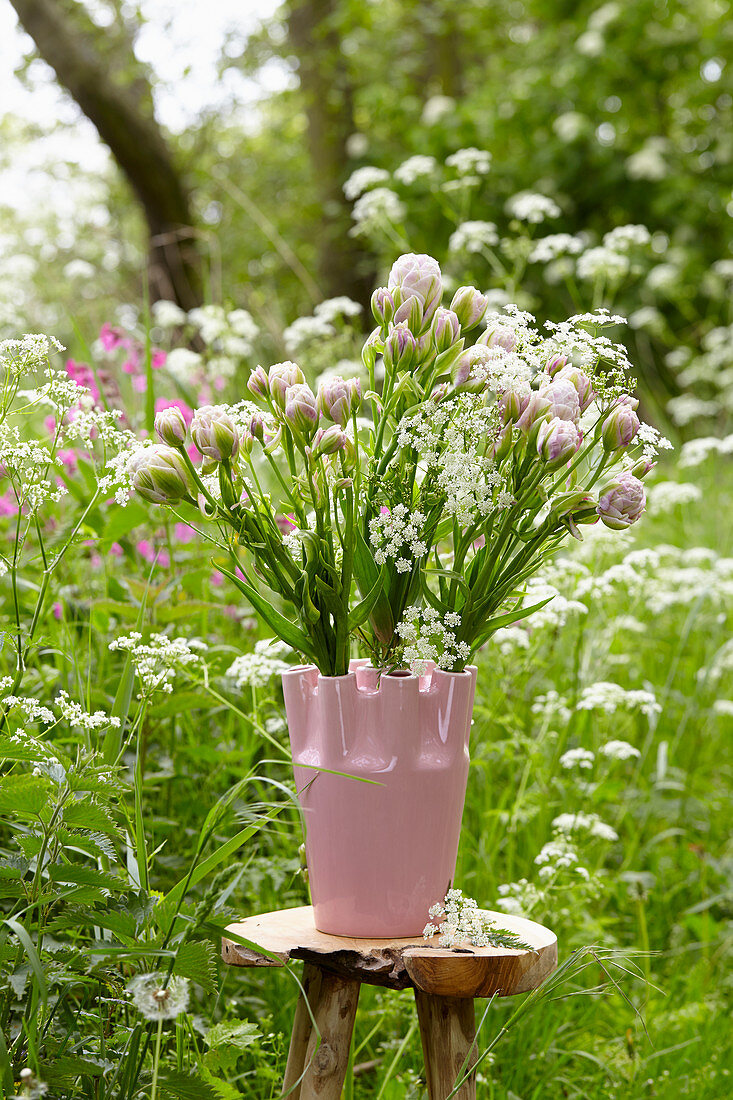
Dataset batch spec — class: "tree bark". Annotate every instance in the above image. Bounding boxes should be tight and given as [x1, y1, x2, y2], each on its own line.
[9, 0, 202, 309]
[287, 0, 375, 307]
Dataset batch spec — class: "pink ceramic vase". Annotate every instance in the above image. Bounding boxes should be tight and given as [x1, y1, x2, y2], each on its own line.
[282, 659, 477, 937]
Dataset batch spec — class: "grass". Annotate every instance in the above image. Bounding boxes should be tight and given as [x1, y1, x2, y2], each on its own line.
[1, 437, 731, 1097]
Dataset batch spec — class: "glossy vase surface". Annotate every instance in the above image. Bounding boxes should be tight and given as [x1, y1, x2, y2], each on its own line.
[282, 659, 477, 937]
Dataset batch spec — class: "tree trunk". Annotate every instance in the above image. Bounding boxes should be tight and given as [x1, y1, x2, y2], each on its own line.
[287, 0, 375, 307]
[9, 0, 202, 309]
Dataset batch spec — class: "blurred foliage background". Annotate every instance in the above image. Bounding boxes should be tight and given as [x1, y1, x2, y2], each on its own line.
[1, 0, 732, 431]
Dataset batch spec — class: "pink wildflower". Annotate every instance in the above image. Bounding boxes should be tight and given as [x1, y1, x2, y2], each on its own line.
[100, 323, 124, 351]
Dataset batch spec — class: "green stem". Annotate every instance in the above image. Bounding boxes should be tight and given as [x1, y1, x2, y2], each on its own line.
[150, 1018, 163, 1100]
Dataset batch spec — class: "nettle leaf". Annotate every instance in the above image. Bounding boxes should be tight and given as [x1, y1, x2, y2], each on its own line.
[173, 940, 218, 993]
[0, 774, 52, 817]
[204, 1021, 260, 1073]
[43, 1054, 113, 1081]
[9, 963, 30, 998]
[57, 828, 119, 861]
[0, 735, 50, 763]
[47, 864, 125, 893]
[45, 904, 136, 941]
[158, 1071, 221, 1100]
[63, 799, 123, 838]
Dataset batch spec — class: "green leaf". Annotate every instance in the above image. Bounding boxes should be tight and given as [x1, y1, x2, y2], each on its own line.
[173, 940, 218, 993]
[204, 1020, 260, 1073]
[159, 1071, 222, 1099]
[4, 917, 47, 1011]
[0, 735, 53, 763]
[47, 864, 124, 892]
[218, 567, 316, 657]
[0, 774, 51, 816]
[353, 528, 394, 643]
[63, 799, 123, 837]
[470, 596, 554, 651]
[44, 1054, 109, 1080]
[348, 564, 388, 631]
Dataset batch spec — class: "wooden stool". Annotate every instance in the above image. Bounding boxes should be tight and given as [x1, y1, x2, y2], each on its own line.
[222, 906, 557, 1098]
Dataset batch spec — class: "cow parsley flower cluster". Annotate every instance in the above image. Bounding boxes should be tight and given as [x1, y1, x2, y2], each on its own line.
[226, 651, 290, 689]
[396, 606, 469, 675]
[108, 633, 207, 696]
[55, 691, 121, 732]
[448, 220, 499, 253]
[529, 233, 586, 264]
[350, 188, 406, 235]
[445, 147, 492, 175]
[369, 504, 427, 570]
[506, 192, 561, 223]
[552, 812, 619, 841]
[343, 166, 390, 201]
[559, 747, 595, 770]
[576, 681, 661, 718]
[393, 155, 438, 185]
[423, 889, 532, 949]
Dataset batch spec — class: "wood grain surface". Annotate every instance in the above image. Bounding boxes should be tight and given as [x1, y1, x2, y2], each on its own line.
[222, 905, 557, 998]
[415, 990, 478, 1098]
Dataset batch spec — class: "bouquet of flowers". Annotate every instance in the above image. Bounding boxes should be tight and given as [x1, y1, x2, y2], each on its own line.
[126, 253, 667, 676]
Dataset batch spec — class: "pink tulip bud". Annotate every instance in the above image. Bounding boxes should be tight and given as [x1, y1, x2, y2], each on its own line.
[478, 324, 517, 352]
[631, 457, 656, 479]
[602, 403, 640, 451]
[554, 365, 595, 413]
[268, 361, 306, 407]
[317, 376, 362, 426]
[450, 286, 489, 329]
[430, 307, 462, 353]
[451, 345, 493, 391]
[362, 327, 384, 371]
[537, 417, 582, 468]
[311, 424, 348, 458]
[283, 383, 319, 439]
[597, 473, 646, 529]
[516, 392, 552, 433]
[551, 489, 597, 518]
[191, 406, 239, 462]
[498, 383, 531, 424]
[393, 293, 424, 331]
[493, 422, 513, 462]
[247, 365, 270, 399]
[388, 252, 443, 324]
[154, 406, 187, 447]
[248, 412, 267, 443]
[539, 378, 581, 424]
[546, 352, 568, 377]
[384, 322, 418, 372]
[131, 446, 191, 504]
[371, 287, 395, 326]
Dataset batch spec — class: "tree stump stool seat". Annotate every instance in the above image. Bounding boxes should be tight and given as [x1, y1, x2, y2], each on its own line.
[222, 905, 556, 1098]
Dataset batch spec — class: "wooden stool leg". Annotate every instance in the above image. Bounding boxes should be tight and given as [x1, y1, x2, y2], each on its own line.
[282, 962, 324, 1097]
[287, 965, 360, 1099]
[414, 990, 477, 1100]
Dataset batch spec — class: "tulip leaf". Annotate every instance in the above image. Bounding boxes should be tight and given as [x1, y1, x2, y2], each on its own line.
[218, 566, 316, 659]
[470, 596, 554, 652]
[348, 565, 388, 630]
[353, 528, 394, 642]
